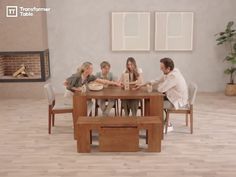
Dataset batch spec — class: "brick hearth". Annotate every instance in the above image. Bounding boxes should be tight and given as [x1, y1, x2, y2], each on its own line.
[0, 50, 50, 82]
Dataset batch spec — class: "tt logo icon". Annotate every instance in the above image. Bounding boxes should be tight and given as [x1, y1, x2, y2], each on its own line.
[6, 6, 18, 17]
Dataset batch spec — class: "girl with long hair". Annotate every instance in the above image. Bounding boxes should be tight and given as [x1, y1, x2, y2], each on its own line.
[120, 57, 144, 116]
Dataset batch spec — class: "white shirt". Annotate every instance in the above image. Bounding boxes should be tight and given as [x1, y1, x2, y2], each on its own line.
[151, 68, 188, 109]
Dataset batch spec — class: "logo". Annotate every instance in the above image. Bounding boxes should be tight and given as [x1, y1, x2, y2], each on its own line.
[5, 6, 50, 17]
[6, 6, 18, 17]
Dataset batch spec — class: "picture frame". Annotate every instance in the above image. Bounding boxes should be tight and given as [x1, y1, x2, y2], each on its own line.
[111, 12, 150, 51]
[155, 12, 194, 51]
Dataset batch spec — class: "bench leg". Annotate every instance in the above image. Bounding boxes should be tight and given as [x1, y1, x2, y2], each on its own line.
[77, 126, 91, 153]
[147, 125, 161, 152]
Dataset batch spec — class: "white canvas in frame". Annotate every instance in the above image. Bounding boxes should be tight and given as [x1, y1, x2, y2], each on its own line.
[155, 12, 194, 51]
[112, 12, 150, 51]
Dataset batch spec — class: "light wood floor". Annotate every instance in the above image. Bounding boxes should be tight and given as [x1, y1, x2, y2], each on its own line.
[0, 93, 236, 177]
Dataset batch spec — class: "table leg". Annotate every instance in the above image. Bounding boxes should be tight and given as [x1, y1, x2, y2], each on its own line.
[144, 99, 150, 144]
[149, 96, 164, 139]
[144, 99, 150, 116]
[73, 94, 87, 139]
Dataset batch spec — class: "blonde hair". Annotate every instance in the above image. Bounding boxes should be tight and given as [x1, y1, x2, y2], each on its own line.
[77, 62, 92, 75]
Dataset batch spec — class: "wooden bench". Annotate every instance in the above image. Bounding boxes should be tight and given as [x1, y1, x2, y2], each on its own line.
[77, 116, 162, 153]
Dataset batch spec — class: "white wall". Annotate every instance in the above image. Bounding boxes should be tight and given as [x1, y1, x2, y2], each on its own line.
[46, 0, 236, 93]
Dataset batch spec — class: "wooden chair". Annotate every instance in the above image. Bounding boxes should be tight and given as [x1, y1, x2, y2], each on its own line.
[94, 99, 119, 116]
[44, 83, 73, 134]
[120, 99, 144, 116]
[165, 82, 198, 134]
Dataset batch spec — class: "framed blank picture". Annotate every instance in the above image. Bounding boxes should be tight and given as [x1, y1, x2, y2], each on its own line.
[155, 12, 194, 51]
[111, 12, 150, 51]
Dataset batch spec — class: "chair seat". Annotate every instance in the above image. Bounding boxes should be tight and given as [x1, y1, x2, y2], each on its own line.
[168, 103, 190, 110]
[53, 103, 72, 110]
[170, 106, 189, 111]
[168, 105, 190, 114]
[164, 82, 197, 134]
[44, 83, 73, 134]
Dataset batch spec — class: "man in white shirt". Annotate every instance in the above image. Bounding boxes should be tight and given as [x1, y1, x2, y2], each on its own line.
[135, 58, 188, 132]
[151, 58, 188, 110]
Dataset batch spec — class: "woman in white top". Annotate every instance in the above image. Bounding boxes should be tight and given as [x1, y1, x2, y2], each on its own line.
[120, 57, 144, 116]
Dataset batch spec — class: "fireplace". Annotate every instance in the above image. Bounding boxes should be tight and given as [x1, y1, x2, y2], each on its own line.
[0, 49, 50, 82]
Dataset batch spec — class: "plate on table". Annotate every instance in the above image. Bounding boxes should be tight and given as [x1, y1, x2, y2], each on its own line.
[88, 83, 103, 91]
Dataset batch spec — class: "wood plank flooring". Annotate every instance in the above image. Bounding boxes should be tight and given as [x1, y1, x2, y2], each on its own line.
[0, 93, 236, 177]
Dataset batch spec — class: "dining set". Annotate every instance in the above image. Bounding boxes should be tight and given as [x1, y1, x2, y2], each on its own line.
[44, 83, 197, 153]
[73, 86, 164, 153]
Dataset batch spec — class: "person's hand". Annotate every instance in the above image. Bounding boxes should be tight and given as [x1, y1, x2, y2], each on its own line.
[120, 82, 124, 88]
[74, 87, 82, 91]
[129, 80, 137, 85]
[132, 84, 142, 90]
[63, 80, 68, 87]
[146, 82, 152, 85]
[114, 81, 122, 87]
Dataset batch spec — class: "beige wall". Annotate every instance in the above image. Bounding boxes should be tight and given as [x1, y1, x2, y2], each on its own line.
[0, 0, 48, 51]
[1, 0, 236, 93]
[46, 0, 236, 93]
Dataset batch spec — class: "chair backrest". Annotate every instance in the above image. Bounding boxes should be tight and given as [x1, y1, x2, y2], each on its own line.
[44, 83, 55, 105]
[188, 82, 198, 105]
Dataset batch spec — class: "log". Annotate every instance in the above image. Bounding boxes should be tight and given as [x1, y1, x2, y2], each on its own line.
[13, 64, 26, 77]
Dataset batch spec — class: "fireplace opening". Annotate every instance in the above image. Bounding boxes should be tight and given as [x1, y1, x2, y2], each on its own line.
[0, 49, 50, 82]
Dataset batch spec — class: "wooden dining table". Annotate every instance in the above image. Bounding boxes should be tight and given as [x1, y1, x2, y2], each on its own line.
[73, 86, 164, 140]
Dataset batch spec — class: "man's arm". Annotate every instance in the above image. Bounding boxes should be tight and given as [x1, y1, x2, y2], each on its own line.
[157, 75, 177, 93]
[150, 75, 164, 86]
[133, 75, 164, 90]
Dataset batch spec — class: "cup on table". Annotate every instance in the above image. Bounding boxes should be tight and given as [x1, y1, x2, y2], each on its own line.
[103, 84, 108, 88]
[146, 84, 153, 93]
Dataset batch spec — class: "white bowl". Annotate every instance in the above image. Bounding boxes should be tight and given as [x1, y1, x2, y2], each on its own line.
[88, 83, 103, 91]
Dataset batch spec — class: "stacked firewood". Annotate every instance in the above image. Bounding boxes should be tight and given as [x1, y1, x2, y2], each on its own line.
[13, 64, 34, 78]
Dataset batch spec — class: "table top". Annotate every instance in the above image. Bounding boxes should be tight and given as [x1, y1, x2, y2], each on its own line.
[74, 86, 164, 99]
